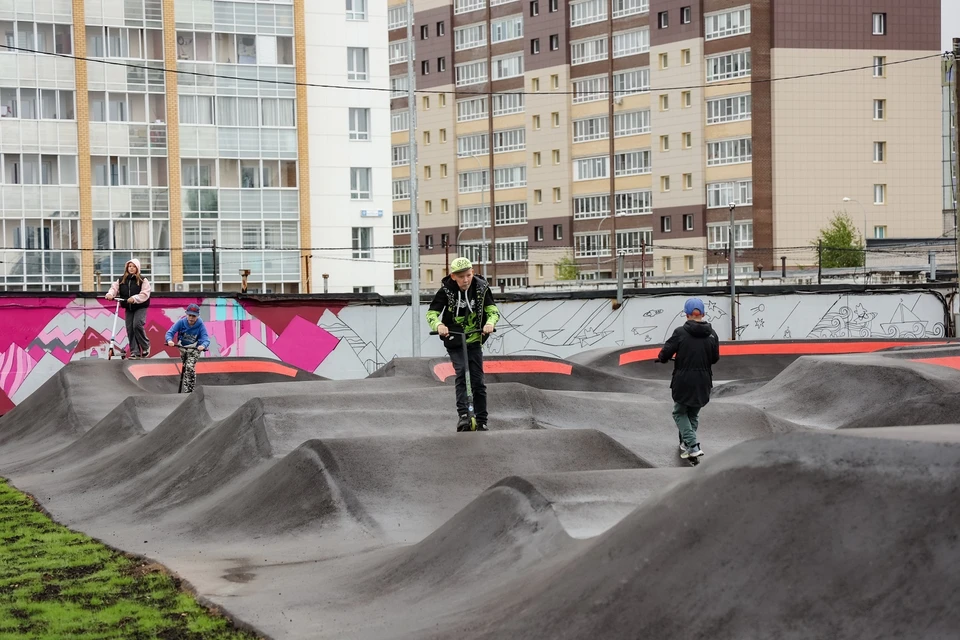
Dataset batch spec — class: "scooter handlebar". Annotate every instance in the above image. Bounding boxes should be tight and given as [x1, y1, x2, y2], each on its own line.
[429, 329, 496, 336]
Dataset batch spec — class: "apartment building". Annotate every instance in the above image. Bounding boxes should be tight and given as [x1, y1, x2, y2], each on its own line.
[389, 0, 942, 288]
[0, 0, 393, 294]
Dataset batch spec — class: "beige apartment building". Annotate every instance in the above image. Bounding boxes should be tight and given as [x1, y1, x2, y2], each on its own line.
[389, 0, 942, 289]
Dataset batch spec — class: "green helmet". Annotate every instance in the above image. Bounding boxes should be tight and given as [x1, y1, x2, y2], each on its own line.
[450, 257, 473, 273]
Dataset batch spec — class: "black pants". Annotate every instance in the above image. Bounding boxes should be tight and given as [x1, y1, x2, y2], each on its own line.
[448, 346, 487, 422]
[125, 307, 149, 357]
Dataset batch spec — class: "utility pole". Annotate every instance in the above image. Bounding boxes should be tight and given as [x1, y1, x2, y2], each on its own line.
[954, 39, 960, 336]
[640, 241, 646, 288]
[406, 0, 421, 356]
[817, 240, 822, 285]
[728, 203, 736, 340]
[211, 238, 218, 292]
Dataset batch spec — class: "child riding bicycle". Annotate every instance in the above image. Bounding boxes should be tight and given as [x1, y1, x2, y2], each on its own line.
[164, 303, 210, 394]
[426, 257, 500, 432]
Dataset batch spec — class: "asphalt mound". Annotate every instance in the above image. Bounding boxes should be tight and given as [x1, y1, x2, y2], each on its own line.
[438, 428, 960, 640]
[128, 356, 325, 394]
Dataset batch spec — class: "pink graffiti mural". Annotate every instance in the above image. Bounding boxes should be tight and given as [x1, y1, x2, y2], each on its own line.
[0, 296, 349, 414]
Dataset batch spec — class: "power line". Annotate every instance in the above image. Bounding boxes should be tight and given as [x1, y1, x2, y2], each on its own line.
[0, 43, 947, 97]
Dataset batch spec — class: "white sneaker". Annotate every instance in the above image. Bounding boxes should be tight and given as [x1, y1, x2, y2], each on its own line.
[681, 443, 704, 458]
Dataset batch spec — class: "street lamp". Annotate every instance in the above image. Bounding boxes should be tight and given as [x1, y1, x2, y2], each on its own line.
[842, 197, 867, 281]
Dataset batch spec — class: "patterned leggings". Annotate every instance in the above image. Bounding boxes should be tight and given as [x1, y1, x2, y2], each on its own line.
[180, 349, 201, 393]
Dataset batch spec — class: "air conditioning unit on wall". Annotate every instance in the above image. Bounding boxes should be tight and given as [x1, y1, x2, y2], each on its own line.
[174, 282, 188, 292]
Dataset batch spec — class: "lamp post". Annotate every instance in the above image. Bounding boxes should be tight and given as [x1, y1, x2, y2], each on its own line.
[728, 202, 736, 340]
[842, 197, 867, 282]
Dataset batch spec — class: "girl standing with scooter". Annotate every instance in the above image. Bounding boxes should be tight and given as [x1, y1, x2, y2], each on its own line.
[105, 259, 152, 359]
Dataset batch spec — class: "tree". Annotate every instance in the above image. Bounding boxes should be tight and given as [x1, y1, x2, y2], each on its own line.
[814, 211, 864, 269]
[554, 255, 580, 280]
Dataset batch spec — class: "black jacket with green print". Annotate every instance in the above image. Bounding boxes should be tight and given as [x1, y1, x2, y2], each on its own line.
[426, 275, 500, 350]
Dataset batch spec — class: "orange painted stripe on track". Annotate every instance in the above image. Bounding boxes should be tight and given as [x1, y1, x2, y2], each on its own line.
[618, 341, 953, 366]
[911, 356, 960, 371]
[433, 360, 573, 382]
[128, 360, 300, 380]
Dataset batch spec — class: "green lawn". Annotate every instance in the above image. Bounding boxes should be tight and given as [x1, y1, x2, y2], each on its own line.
[0, 478, 261, 640]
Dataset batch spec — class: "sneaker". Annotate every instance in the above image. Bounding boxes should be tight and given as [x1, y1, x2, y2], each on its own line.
[681, 443, 704, 459]
[476, 423, 489, 431]
[456, 414, 470, 432]
[678, 442, 687, 453]
[141, 348, 150, 358]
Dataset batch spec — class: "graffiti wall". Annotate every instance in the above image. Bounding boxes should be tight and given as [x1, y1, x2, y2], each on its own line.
[0, 290, 949, 411]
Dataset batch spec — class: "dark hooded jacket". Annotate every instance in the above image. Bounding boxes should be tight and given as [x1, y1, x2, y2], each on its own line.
[657, 320, 721, 407]
[425, 275, 500, 350]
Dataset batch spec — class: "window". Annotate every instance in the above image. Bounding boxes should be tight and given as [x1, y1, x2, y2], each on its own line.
[553, 187, 561, 202]
[614, 110, 651, 136]
[615, 190, 653, 215]
[420, 25, 429, 39]
[421, 60, 430, 75]
[874, 184, 886, 204]
[683, 132, 692, 149]
[614, 68, 650, 96]
[457, 96, 487, 122]
[179, 95, 214, 124]
[550, 0, 558, 11]
[533, 114, 541, 129]
[873, 99, 886, 120]
[570, 0, 607, 26]
[574, 195, 610, 219]
[874, 141, 886, 163]
[390, 75, 410, 98]
[571, 37, 608, 65]
[553, 149, 560, 164]
[683, 174, 693, 190]
[552, 112, 560, 127]
[423, 96, 431, 110]
[459, 205, 490, 228]
[393, 213, 411, 234]
[347, 47, 369, 80]
[707, 180, 753, 208]
[350, 167, 371, 199]
[456, 60, 487, 86]
[496, 202, 528, 225]
[392, 144, 410, 166]
[706, 50, 751, 82]
[352, 227, 372, 260]
[455, 0, 485, 14]
[532, 38, 540, 54]
[551, 74, 559, 89]
[388, 5, 409, 29]
[441, 165, 448, 178]
[661, 176, 671, 192]
[872, 13, 886, 36]
[707, 221, 753, 249]
[496, 238, 528, 263]
[661, 216, 671, 232]
[423, 131, 431, 145]
[550, 35, 559, 50]
[573, 76, 608, 103]
[394, 246, 411, 269]
[663, 257, 672, 272]
[613, 28, 650, 57]
[440, 129, 447, 143]
[437, 21, 446, 36]
[425, 201, 433, 216]
[439, 57, 447, 72]
[574, 156, 608, 181]
[680, 50, 691, 66]
[707, 137, 752, 166]
[391, 110, 410, 132]
[392, 178, 411, 200]
[532, 77, 541, 92]
[574, 233, 611, 258]
[389, 41, 409, 65]
[493, 128, 525, 153]
[573, 116, 609, 142]
[615, 150, 651, 176]
[617, 229, 653, 254]
[348, 107, 370, 140]
[705, 7, 751, 40]
[660, 135, 670, 151]
[684, 213, 694, 230]
[534, 189, 543, 203]
[442, 199, 449, 212]
[425, 166, 432, 180]
[492, 53, 523, 79]
[873, 56, 885, 78]
[491, 16, 523, 43]
[659, 94, 669, 110]
[535, 227, 544, 242]
[425, 234, 434, 248]
[457, 133, 488, 158]
[707, 94, 751, 124]
[533, 152, 541, 166]
[685, 255, 694, 271]
[427, 269, 435, 283]
[613, 0, 649, 18]
[346, 0, 367, 20]
[659, 53, 669, 69]
[530, 0, 539, 16]
[682, 90, 691, 107]
[874, 225, 887, 239]
[458, 169, 489, 193]
[681, 7, 691, 24]
[455, 23, 486, 50]
[658, 11, 669, 28]
[494, 166, 527, 189]
[493, 92, 525, 115]
[554, 224, 563, 240]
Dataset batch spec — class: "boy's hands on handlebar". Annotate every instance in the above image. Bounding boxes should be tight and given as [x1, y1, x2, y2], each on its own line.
[437, 323, 449, 338]
[482, 324, 495, 335]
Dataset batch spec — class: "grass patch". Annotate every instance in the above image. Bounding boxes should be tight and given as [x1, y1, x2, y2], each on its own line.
[0, 478, 261, 640]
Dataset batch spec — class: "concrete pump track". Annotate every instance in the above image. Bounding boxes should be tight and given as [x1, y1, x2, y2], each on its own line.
[2, 340, 960, 639]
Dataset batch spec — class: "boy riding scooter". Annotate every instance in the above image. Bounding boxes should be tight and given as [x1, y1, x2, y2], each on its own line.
[426, 257, 500, 432]
[165, 303, 210, 394]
